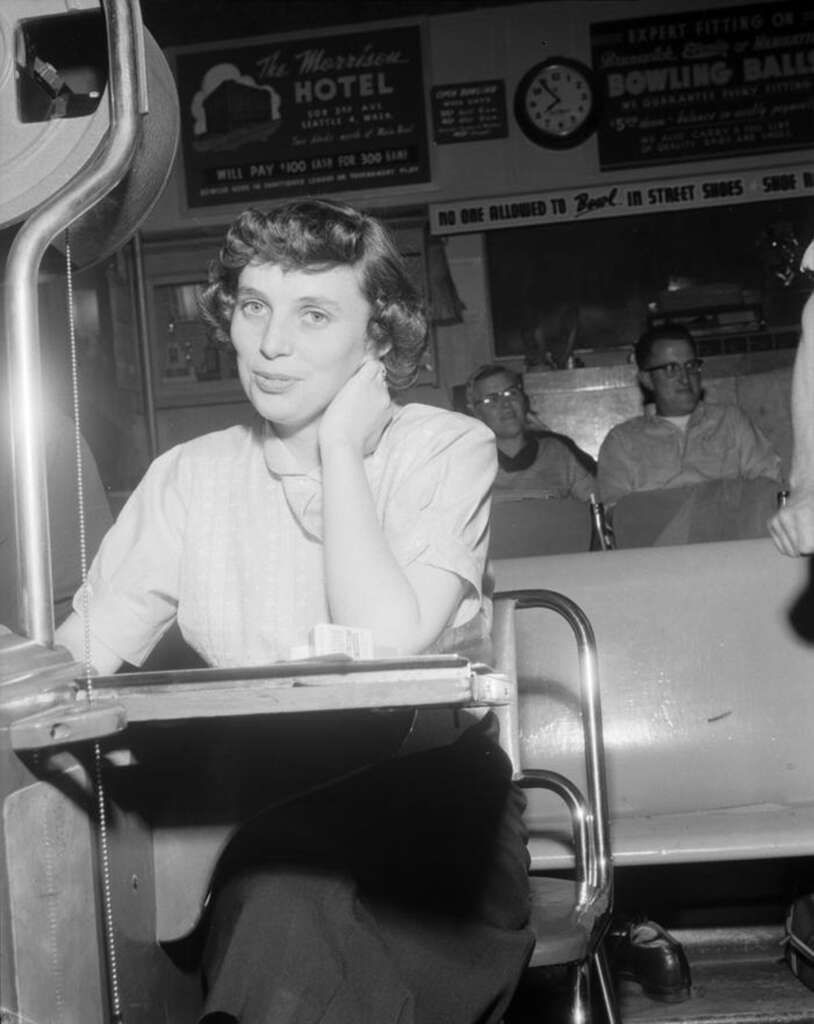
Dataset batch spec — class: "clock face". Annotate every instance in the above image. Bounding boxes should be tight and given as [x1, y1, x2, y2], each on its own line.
[514, 58, 598, 149]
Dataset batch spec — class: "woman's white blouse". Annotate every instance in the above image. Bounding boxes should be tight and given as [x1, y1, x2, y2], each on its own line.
[76, 404, 497, 668]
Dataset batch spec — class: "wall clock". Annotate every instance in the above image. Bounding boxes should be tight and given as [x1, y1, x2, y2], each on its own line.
[514, 57, 598, 149]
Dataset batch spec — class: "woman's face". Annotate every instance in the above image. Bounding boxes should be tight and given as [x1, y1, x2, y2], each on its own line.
[230, 261, 373, 435]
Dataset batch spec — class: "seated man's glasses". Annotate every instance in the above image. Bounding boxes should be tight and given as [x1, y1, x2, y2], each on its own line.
[474, 385, 523, 408]
[645, 358, 704, 378]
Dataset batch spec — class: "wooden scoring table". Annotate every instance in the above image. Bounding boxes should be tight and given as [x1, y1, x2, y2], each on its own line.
[10, 653, 514, 748]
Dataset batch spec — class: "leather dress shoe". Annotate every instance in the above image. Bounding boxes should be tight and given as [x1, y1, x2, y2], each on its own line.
[606, 918, 692, 1002]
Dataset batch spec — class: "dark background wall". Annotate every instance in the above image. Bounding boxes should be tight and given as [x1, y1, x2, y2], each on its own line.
[139, 0, 510, 48]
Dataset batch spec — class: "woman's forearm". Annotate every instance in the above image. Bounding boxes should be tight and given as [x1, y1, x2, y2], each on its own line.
[320, 441, 424, 652]
[55, 610, 124, 675]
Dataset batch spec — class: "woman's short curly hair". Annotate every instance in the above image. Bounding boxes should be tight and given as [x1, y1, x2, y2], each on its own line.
[199, 198, 428, 390]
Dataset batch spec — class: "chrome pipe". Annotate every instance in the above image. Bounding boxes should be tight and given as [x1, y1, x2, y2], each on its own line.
[5, 0, 143, 646]
[520, 768, 592, 907]
[499, 589, 613, 892]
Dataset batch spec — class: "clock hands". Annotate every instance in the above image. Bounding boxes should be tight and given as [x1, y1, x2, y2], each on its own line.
[540, 79, 562, 112]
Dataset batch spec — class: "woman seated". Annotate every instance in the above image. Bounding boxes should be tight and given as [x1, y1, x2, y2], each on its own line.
[56, 198, 533, 1024]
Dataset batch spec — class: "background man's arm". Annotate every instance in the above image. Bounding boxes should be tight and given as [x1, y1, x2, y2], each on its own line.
[597, 429, 635, 507]
[770, 286, 814, 556]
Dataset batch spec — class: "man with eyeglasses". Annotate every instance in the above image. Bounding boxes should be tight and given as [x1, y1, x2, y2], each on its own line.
[466, 364, 596, 500]
[597, 324, 781, 507]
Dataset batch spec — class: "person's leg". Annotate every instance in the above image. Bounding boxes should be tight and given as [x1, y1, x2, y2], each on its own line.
[201, 868, 414, 1024]
[354, 719, 534, 1024]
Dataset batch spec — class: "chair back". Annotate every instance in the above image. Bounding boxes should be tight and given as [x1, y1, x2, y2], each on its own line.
[490, 496, 592, 558]
[492, 539, 814, 824]
[612, 477, 778, 549]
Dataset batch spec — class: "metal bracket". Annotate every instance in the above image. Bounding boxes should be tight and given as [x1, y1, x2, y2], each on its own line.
[10, 700, 128, 750]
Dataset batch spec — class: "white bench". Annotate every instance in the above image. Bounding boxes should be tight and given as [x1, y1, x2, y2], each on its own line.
[492, 538, 814, 870]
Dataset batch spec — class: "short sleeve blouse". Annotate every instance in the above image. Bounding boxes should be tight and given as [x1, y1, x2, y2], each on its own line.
[76, 404, 497, 668]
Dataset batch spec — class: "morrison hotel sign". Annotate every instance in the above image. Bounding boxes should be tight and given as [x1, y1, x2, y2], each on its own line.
[429, 163, 814, 235]
[172, 24, 430, 208]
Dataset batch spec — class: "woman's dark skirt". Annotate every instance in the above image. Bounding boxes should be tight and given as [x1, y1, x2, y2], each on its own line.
[198, 712, 535, 1024]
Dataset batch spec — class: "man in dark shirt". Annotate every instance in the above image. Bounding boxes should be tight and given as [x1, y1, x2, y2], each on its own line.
[466, 363, 595, 500]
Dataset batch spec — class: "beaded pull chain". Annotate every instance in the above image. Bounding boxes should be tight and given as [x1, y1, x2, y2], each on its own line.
[66, 230, 124, 1022]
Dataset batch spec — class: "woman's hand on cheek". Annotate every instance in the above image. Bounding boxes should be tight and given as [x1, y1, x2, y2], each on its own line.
[318, 358, 393, 457]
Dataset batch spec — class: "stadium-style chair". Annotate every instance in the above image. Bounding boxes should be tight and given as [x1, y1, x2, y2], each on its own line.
[611, 476, 779, 549]
[490, 497, 593, 559]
